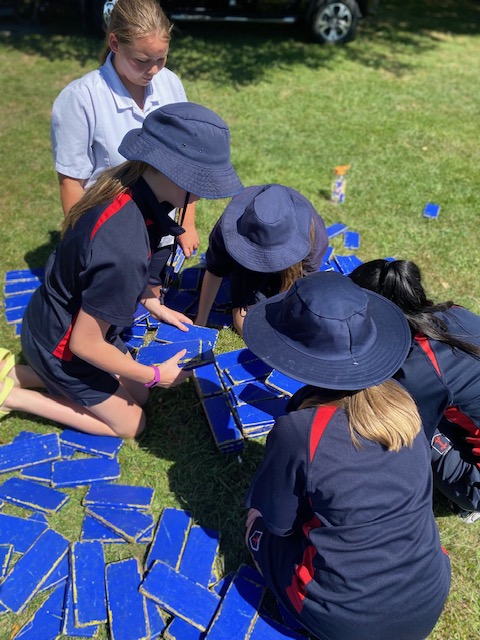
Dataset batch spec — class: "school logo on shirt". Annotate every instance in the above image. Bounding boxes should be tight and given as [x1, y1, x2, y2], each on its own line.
[249, 530, 263, 552]
[431, 433, 452, 456]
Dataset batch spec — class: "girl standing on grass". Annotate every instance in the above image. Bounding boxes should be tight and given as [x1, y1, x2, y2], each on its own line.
[0, 102, 242, 439]
[243, 272, 451, 640]
[195, 183, 328, 336]
[51, 0, 199, 292]
[350, 259, 480, 518]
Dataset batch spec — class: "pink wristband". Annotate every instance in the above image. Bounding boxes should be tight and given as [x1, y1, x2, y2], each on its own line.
[144, 365, 161, 388]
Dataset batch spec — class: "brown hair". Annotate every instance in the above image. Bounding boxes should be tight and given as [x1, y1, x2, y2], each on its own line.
[101, 0, 172, 64]
[300, 380, 421, 452]
[280, 220, 316, 292]
[62, 161, 148, 235]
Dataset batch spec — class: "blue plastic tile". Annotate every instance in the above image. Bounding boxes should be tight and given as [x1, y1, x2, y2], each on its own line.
[265, 370, 304, 397]
[201, 395, 244, 450]
[0, 543, 13, 579]
[37, 552, 69, 593]
[139, 560, 220, 632]
[5, 307, 26, 324]
[83, 483, 154, 510]
[192, 364, 224, 398]
[344, 230, 360, 250]
[326, 222, 348, 238]
[204, 573, 263, 639]
[59, 429, 123, 458]
[423, 202, 441, 219]
[3, 280, 41, 297]
[106, 558, 149, 640]
[86, 505, 154, 543]
[4, 268, 45, 282]
[230, 381, 283, 407]
[145, 507, 192, 570]
[14, 581, 67, 640]
[235, 397, 289, 431]
[71, 540, 107, 626]
[0, 528, 69, 614]
[0, 433, 60, 473]
[146, 598, 166, 639]
[333, 254, 363, 276]
[136, 339, 205, 368]
[81, 514, 128, 544]
[179, 525, 220, 587]
[52, 457, 120, 487]
[225, 359, 273, 385]
[19, 461, 53, 483]
[62, 577, 99, 637]
[0, 477, 69, 514]
[154, 322, 218, 348]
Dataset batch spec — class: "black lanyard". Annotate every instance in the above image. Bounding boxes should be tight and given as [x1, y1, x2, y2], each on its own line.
[160, 191, 190, 303]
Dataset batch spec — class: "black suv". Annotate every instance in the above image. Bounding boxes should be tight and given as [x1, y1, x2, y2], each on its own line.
[159, 0, 372, 44]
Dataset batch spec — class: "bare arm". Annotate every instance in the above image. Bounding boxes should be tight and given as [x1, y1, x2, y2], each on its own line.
[140, 286, 193, 332]
[177, 202, 199, 258]
[195, 271, 223, 326]
[58, 174, 86, 216]
[69, 308, 188, 388]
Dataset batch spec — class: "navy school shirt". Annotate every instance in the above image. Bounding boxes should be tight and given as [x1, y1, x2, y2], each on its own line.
[246, 406, 450, 640]
[25, 178, 182, 360]
[394, 306, 480, 441]
[205, 210, 328, 308]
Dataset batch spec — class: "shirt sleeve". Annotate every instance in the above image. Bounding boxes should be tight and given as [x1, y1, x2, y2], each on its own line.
[302, 211, 329, 274]
[245, 412, 310, 536]
[51, 83, 96, 180]
[205, 219, 236, 278]
[80, 208, 149, 327]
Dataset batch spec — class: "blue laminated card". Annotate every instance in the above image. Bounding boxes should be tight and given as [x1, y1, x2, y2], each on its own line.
[0, 432, 60, 473]
[59, 429, 123, 458]
[230, 381, 283, 407]
[0, 477, 69, 514]
[63, 577, 100, 638]
[326, 222, 348, 238]
[225, 359, 273, 385]
[37, 552, 69, 593]
[3, 280, 41, 297]
[0, 512, 48, 553]
[83, 483, 154, 511]
[106, 558, 149, 640]
[81, 514, 128, 544]
[423, 202, 441, 218]
[52, 457, 121, 487]
[165, 617, 204, 640]
[344, 230, 360, 250]
[137, 339, 207, 369]
[202, 394, 244, 449]
[154, 322, 219, 349]
[0, 528, 69, 614]
[4, 292, 33, 310]
[4, 267, 45, 282]
[86, 504, 154, 543]
[214, 348, 258, 371]
[179, 525, 220, 587]
[265, 370, 304, 397]
[192, 363, 224, 398]
[15, 581, 67, 640]
[71, 540, 107, 626]
[333, 254, 363, 275]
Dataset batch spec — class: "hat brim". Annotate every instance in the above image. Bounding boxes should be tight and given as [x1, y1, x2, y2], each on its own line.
[221, 185, 312, 272]
[243, 288, 411, 390]
[119, 128, 243, 200]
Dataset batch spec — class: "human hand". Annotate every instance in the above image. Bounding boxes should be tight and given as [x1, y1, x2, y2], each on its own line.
[178, 226, 200, 258]
[152, 305, 193, 332]
[156, 350, 191, 388]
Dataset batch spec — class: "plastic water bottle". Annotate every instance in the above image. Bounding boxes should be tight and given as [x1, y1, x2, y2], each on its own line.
[330, 165, 351, 204]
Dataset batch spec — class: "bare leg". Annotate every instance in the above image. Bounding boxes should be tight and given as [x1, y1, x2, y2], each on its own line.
[1, 381, 146, 438]
[6, 363, 46, 389]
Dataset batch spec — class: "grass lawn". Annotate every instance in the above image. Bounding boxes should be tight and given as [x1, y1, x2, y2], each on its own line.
[0, 0, 479, 637]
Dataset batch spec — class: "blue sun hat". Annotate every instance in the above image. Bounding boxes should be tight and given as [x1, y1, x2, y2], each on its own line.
[221, 184, 325, 272]
[243, 271, 411, 390]
[119, 102, 243, 199]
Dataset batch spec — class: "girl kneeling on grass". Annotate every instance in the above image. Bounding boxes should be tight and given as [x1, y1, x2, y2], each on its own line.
[350, 258, 480, 519]
[0, 102, 242, 439]
[243, 272, 451, 640]
[195, 183, 329, 336]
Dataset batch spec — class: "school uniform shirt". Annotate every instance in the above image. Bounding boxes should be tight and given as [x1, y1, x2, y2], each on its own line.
[24, 177, 182, 361]
[246, 406, 451, 640]
[205, 211, 328, 309]
[394, 305, 480, 510]
[51, 52, 186, 248]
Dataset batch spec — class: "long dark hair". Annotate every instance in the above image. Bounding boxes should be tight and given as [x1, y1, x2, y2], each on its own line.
[350, 259, 480, 358]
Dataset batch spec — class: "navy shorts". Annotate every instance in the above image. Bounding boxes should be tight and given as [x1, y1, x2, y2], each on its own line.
[21, 315, 123, 408]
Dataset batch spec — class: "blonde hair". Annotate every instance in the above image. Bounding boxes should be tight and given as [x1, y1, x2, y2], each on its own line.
[279, 221, 317, 292]
[300, 380, 421, 452]
[62, 161, 148, 235]
[101, 0, 172, 64]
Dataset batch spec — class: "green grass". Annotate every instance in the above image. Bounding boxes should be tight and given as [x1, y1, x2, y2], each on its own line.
[1, 0, 480, 637]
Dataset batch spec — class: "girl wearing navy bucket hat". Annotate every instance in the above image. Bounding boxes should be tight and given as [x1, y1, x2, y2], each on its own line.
[0, 103, 242, 439]
[195, 183, 329, 335]
[243, 272, 451, 640]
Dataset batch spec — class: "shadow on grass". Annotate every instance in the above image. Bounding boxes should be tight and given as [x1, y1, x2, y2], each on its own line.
[23, 230, 60, 270]
[0, 0, 479, 82]
[137, 380, 266, 572]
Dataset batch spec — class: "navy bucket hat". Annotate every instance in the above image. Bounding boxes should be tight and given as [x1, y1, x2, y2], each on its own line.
[243, 271, 411, 390]
[118, 102, 243, 199]
[221, 184, 320, 272]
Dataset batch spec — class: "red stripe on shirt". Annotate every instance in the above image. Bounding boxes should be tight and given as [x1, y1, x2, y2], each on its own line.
[285, 544, 317, 614]
[414, 333, 441, 376]
[444, 406, 480, 437]
[53, 311, 79, 361]
[310, 405, 337, 462]
[90, 192, 132, 240]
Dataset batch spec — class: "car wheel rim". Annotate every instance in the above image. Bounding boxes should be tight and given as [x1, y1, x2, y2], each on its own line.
[314, 3, 353, 41]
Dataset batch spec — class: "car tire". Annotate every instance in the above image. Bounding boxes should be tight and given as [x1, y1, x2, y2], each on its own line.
[309, 0, 360, 44]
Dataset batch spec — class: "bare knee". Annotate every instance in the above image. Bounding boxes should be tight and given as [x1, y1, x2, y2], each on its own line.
[112, 407, 146, 439]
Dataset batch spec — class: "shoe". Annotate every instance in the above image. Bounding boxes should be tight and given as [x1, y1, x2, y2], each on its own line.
[458, 509, 480, 524]
[0, 348, 16, 383]
[0, 377, 14, 418]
